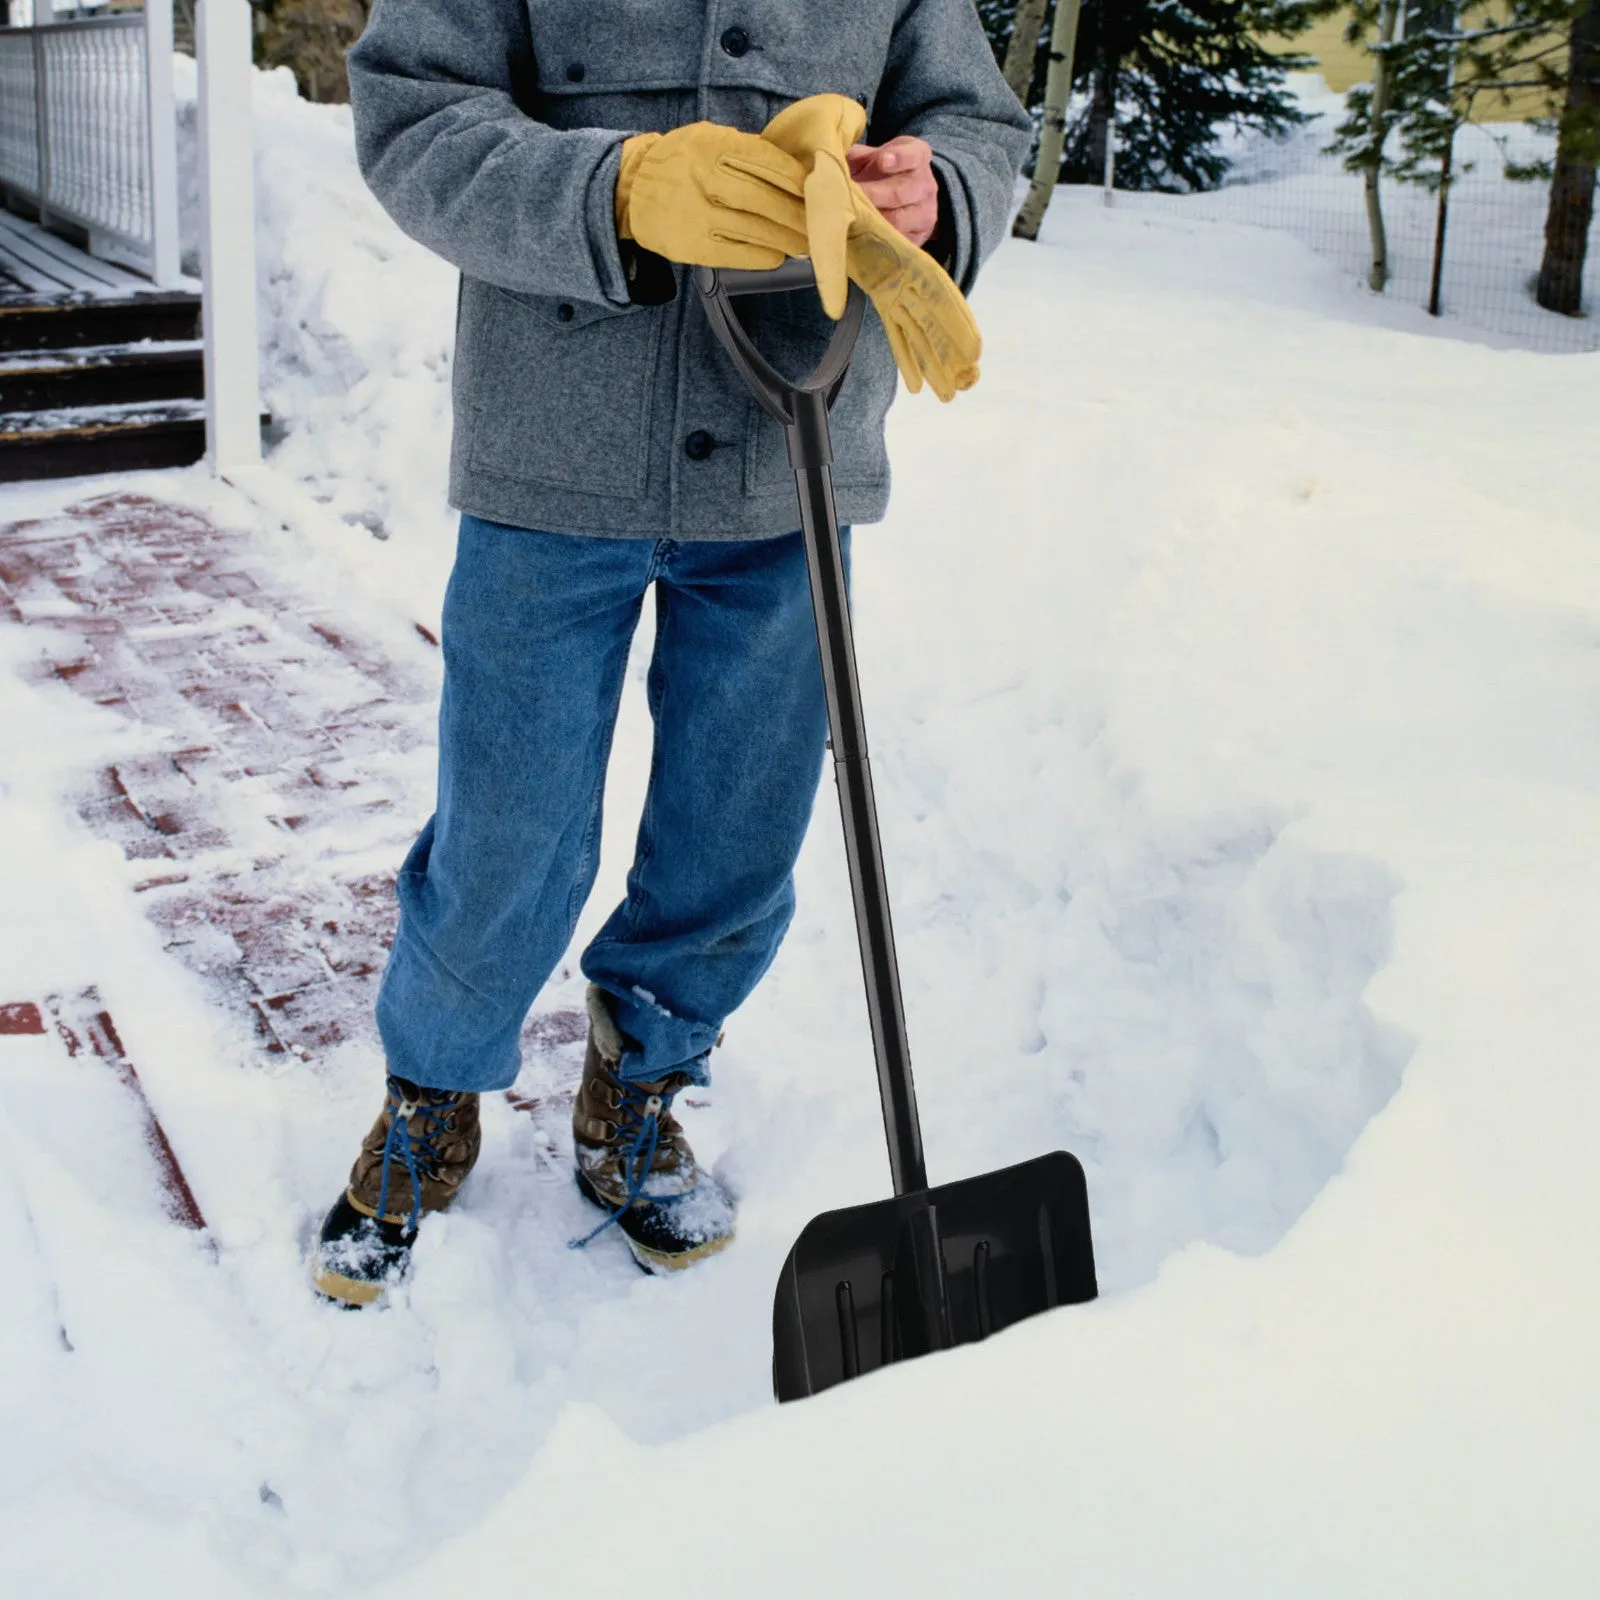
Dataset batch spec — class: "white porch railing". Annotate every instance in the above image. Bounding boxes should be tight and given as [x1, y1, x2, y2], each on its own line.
[0, 0, 261, 475]
[0, 2, 180, 286]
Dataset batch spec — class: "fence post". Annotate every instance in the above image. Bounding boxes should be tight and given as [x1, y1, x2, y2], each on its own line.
[144, 0, 181, 286]
[1428, 130, 1454, 317]
[1426, 2, 1460, 319]
[196, 0, 261, 472]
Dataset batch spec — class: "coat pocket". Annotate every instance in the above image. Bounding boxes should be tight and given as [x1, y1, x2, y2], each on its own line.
[465, 286, 664, 500]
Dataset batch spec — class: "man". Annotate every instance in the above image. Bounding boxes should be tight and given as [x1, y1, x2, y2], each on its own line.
[312, 0, 1029, 1306]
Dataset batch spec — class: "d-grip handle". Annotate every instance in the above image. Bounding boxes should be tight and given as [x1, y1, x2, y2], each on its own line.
[693, 263, 867, 437]
[703, 258, 825, 297]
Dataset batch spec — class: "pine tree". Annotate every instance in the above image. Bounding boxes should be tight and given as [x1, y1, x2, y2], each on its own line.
[977, 1, 1025, 66]
[1326, 0, 1462, 301]
[978, 0, 1332, 193]
[1533, 0, 1598, 313]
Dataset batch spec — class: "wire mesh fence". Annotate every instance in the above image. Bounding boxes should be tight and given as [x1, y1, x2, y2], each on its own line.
[1086, 76, 1598, 355]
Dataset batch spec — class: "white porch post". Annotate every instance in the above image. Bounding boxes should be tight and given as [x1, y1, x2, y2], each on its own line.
[144, 0, 182, 287]
[196, 0, 261, 473]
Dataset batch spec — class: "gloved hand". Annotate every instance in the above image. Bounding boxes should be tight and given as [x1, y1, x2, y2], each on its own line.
[616, 123, 810, 271]
[761, 95, 981, 402]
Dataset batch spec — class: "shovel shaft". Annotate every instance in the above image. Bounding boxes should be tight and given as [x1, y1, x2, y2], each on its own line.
[787, 390, 928, 1198]
[693, 265, 928, 1200]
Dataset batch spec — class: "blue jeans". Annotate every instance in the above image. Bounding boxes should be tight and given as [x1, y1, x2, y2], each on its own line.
[375, 514, 844, 1093]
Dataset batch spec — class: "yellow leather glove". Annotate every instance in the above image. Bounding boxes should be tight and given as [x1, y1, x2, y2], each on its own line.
[615, 123, 809, 271]
[761, 95, 981, 402]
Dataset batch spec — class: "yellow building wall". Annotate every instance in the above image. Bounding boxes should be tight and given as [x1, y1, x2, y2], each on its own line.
[1296, 13, 1375, 92]
[1285, 9, 1564, 123]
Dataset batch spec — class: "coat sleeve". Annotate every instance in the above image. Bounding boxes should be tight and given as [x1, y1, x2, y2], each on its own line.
[345, 0, 633, 306]
[871, 0, 1032, 293]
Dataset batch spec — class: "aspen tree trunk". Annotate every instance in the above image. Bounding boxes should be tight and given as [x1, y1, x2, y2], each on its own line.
[1536, 0, 1599, 314]
[1012, 0, 1084, 241]
[1364, 0, 1401, 290]
[1002, 0, 1051, 102]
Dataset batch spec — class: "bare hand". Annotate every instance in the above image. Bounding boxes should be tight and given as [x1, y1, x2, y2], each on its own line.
[846, 135, 939, 247]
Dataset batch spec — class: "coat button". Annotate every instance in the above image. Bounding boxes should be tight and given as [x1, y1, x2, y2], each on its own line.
[719, 25, 750, 57]
[556, 303, 575, 322]
[565, 62, 585, 83]
[684, 429, 715, 461]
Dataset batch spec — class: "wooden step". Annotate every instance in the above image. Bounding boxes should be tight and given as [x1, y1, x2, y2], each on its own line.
[0, 400, 207, 481]
[0, 294, 202, 354]
[0, 341, 204, 412]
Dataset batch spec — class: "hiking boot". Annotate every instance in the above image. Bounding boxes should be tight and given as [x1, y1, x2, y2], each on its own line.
[571, 984, 735, 1272]
[312, 1074, 482, 1308]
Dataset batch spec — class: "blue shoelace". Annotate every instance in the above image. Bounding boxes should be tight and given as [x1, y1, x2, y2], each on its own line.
[570, 1075, 681, 1250]
[374, 1077, 461, 1236]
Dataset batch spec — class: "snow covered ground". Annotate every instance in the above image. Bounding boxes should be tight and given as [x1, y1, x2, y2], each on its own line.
[2, 67, 1598, 1597]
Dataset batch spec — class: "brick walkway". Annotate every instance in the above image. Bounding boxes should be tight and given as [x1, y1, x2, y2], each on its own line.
[0, 491, 586, 1067]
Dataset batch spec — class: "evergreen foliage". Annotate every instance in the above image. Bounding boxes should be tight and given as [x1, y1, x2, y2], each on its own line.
[1326, 0, 1575, 188]
[978, 0, 1334, 192]
[1326, 3, 1464, 194]
[977, 0, 1023, 65]
[1324, 0, 1597, 311]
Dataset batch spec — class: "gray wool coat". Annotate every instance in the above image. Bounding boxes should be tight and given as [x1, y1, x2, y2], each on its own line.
[346, 0, 1030, 541]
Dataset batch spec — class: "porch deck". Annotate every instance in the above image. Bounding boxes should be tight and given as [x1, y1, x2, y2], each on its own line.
[0, 207, 199, 304]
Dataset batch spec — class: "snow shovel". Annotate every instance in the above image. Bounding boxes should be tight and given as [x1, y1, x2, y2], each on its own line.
[695, 262, 1098, 1402]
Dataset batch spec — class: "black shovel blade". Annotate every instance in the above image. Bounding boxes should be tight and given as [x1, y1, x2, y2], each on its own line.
[773, 1150, 1096, 1402]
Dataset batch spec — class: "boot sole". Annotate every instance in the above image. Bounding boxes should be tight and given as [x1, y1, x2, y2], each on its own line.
[628, 1230, 735, 1273]
[311, 1262, 387, 1308]
[574, 1169, 735, 1274]
[311, 1191, 415, 1308]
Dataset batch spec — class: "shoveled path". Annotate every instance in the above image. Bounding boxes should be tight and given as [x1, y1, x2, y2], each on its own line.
[0, 490, 586, 1068]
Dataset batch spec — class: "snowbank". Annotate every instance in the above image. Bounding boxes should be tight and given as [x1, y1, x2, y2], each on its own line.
[175, 58, 460, 612]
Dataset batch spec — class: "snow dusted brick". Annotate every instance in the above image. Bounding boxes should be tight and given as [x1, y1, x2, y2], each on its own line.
[0, 1001, 45, 1035]
[0, 491, 435, 1063]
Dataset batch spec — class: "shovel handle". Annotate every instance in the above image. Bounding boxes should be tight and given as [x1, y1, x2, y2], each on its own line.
[693, 264, 866, 429]
[703, 259, 824, 295]
[695, 263, 929, 1199]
